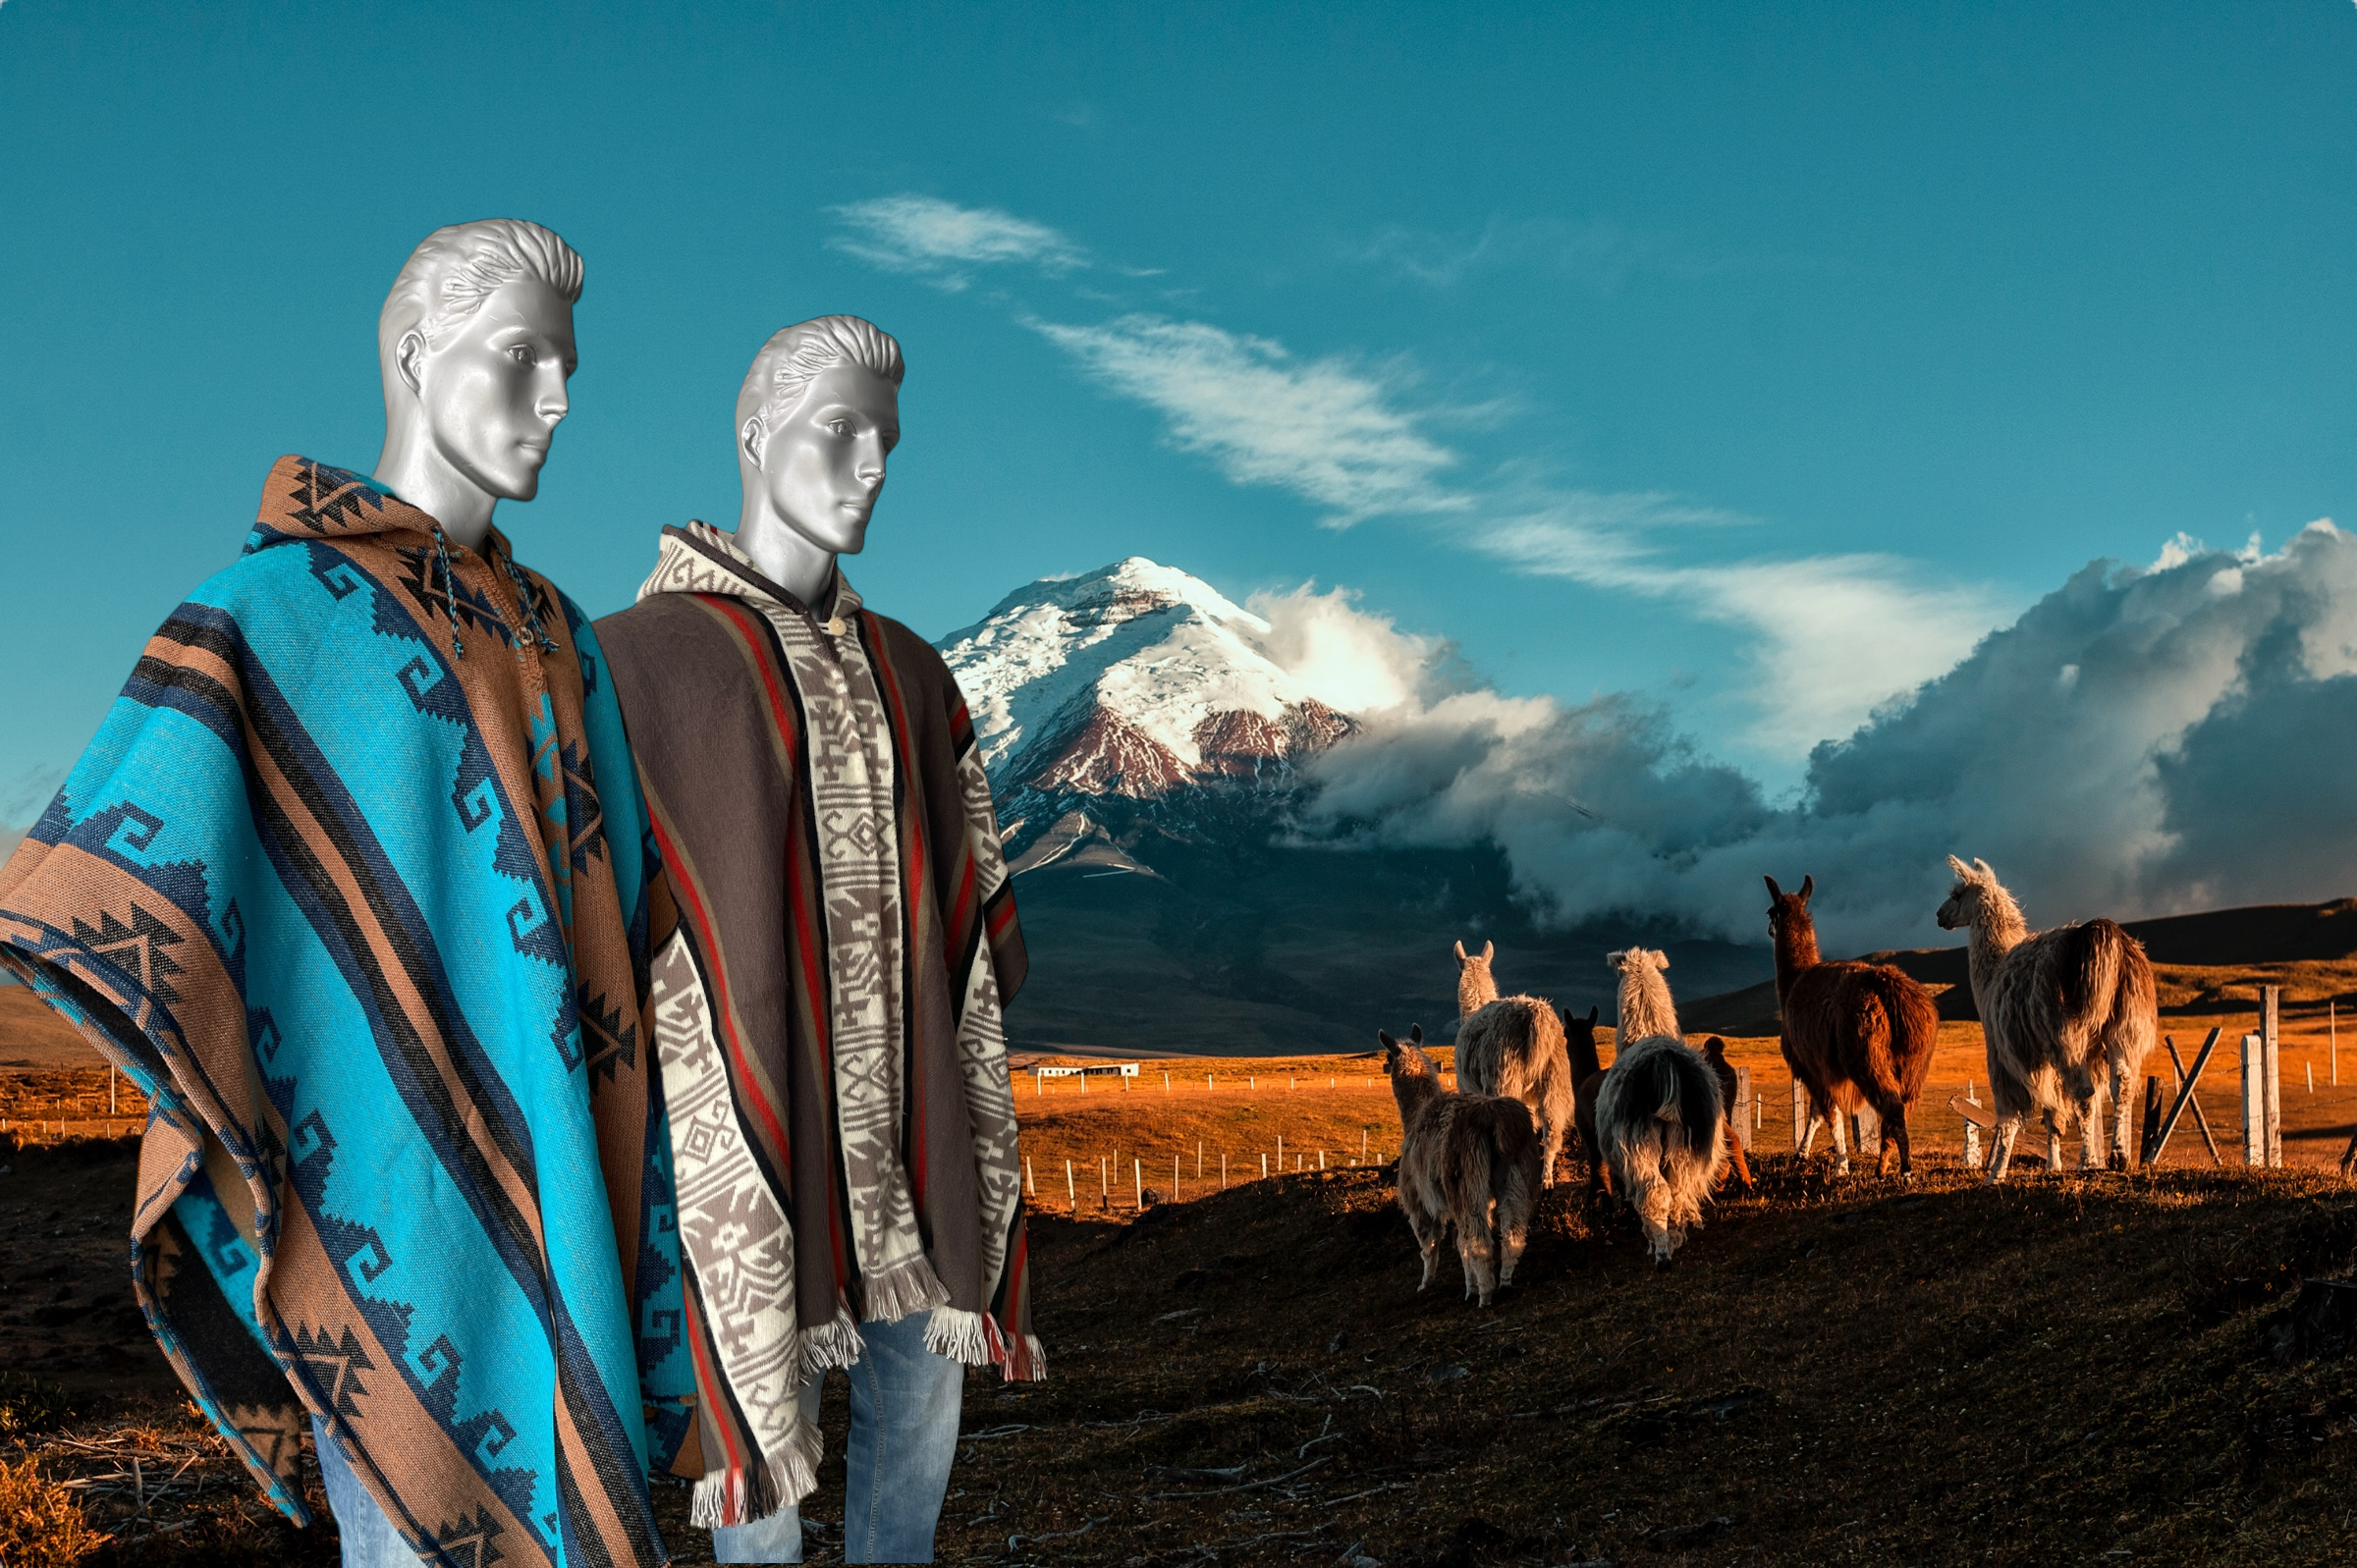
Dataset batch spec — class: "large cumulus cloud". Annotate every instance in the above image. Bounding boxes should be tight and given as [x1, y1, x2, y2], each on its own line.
[1292, 523, 2357, 952]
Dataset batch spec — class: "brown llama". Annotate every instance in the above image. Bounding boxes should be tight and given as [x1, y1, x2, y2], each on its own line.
[1377, 1024, 1541, 1307]
[1698, 1036, 1757, 1191]
[1560, 1003, 1613, 1199]
[1452, 940, 1573, 1186]
[1765, 875, 1938, 1178]
[1935, 855, 2158, 1181]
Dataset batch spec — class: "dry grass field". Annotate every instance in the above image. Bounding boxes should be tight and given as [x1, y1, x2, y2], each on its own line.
[4, 939, 2356, 1564]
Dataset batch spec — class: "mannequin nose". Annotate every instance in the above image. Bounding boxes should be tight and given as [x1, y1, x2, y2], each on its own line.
[539, 369, 570, 425]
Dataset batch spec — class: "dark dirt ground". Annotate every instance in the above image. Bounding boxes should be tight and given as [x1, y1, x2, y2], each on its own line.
[6, 1134, 2357, 1565]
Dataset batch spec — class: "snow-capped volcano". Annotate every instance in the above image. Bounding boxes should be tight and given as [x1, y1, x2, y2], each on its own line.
[935, 558, 1357, 856]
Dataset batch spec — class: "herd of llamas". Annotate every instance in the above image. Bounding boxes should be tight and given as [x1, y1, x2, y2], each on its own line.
[1376, 855, 2161, 1302]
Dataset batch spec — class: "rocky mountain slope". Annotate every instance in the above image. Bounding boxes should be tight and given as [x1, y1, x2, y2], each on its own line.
[936, 559, 1772, 1053]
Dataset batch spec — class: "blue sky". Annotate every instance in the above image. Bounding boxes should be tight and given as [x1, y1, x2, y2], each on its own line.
[5, 0, 2356, 827]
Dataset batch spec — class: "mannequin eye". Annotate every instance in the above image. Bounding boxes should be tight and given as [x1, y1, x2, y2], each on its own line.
[507, 345, 535, 365]
[826, 418, 852, 437]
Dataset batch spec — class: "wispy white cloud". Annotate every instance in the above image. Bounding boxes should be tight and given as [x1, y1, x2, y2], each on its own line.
[1031, 315, 1466, 525]
[1478, 508, 2007, 752]
[828, 195, 1089, 291]
[1356, 215, 1656, 292]
[833, 193, 2006, 755]
[1031, 313, 2006, 749]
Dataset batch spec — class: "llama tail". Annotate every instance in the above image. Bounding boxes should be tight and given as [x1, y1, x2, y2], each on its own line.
[2099, 926, 2159, 1076]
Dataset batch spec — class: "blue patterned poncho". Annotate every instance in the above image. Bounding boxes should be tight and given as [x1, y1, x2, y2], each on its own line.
[0, 458, 693, 1566]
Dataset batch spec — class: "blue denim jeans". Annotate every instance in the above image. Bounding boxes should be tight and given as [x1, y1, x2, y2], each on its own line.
[712, 1311, 965, 1565]
[311, 1413, 416, 1568]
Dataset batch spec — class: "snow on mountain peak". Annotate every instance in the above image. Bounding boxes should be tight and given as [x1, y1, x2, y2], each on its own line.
[936, 558, 1357, 801]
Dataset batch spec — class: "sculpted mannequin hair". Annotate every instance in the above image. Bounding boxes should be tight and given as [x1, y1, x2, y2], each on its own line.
[377, 219, 585, 409]
[737, 315, 905, 459]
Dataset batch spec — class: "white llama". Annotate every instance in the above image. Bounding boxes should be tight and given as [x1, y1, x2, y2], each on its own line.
[1935, 856, 2158, 1181]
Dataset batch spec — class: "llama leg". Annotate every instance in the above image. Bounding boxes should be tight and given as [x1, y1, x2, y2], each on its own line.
[1890, 1105, 1914, 1181]
[1988, 1114, 2022, 1183]
[2110, 1060, 2135, 1169]
[1402, 1200, 1441, 1291]
[1499, 1211, 1528, 1288]
[1459, 1202, 1499, 1306]
[2080, 1089, 2105, 1170]
[1831, 1106, 1850, 1177]
[1797, 1113, 1822, 1159]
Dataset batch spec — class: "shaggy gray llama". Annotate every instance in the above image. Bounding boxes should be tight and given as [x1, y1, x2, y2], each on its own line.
[1452, 940, 1574, 1187]
[1378, 1024, 1541, 1307]
[1593, 1033, 1727, 1267]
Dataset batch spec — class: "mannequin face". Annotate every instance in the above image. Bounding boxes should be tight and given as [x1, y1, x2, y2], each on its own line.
[744, 362, 900, 558]
[400, 277, 576, 507]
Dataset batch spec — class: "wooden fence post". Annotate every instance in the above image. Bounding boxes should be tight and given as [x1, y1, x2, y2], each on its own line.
[1731, 1066, 1752, 1150]
[2241, 1034, 2266, 1167]
[1855, 1105, 1881, 1159]
[2262, 986, 2283, 1169]
[1791, 1081, 1808, 1151]
[1963, 1080, 1983, 1169]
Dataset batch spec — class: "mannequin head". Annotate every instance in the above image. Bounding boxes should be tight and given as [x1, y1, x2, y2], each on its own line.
[374, 220, 583, 551]
[734, 316, 903, 606]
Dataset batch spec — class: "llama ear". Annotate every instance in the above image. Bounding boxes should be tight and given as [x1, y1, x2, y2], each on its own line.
[1946, 854, 1970, 878]
[1481, 940, 1495, 962]
[1974, 857, 1993, 879]
[1798, 875, 1814, 904]
[1606, 948, 1624, 970]
[1652, 949, 1671, 969]
[1587, 1005, 1601, 1026]
[1377, 1029, 1398, 1052]
[1764, 874, 1782, 899]
[1453, 940, 1467, 961]
[1410, 1022, 1424, 1042]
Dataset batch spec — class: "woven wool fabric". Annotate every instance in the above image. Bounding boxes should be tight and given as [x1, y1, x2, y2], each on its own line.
[596, 522, 1039, 1527]
[0, 458, 695, 1567]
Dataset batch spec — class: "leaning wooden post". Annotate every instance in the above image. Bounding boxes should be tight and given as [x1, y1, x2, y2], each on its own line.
[2138, 1078, 2163, 1166]
[2240, 1034, 2266, 1167]
[1066, 1160, 1075, 1214]
[2262, 985, 2283, 1169]
[2332, 1000, 2339, 1087]
[1134, 1159, 1143, 1211]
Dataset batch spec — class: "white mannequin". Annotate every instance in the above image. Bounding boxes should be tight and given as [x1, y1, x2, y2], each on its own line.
[372, 221, 582, 554]
[732, 318, 904, 610]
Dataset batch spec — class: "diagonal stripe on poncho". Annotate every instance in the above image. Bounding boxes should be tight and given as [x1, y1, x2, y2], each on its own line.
[596, 522, 1040, 1527]
[0, 459, 693, 1568]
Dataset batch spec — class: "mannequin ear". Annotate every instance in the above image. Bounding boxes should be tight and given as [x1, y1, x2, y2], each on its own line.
[395, 330, 427, 396]
[740, 416, 767, 468]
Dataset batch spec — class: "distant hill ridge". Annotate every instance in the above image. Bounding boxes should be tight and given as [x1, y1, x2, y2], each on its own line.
[1681, 895, 2357, 1039]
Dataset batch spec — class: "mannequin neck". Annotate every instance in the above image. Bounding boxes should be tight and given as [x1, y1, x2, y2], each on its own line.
[375, 426, 497, 553]
[735, 493, 839, 610]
